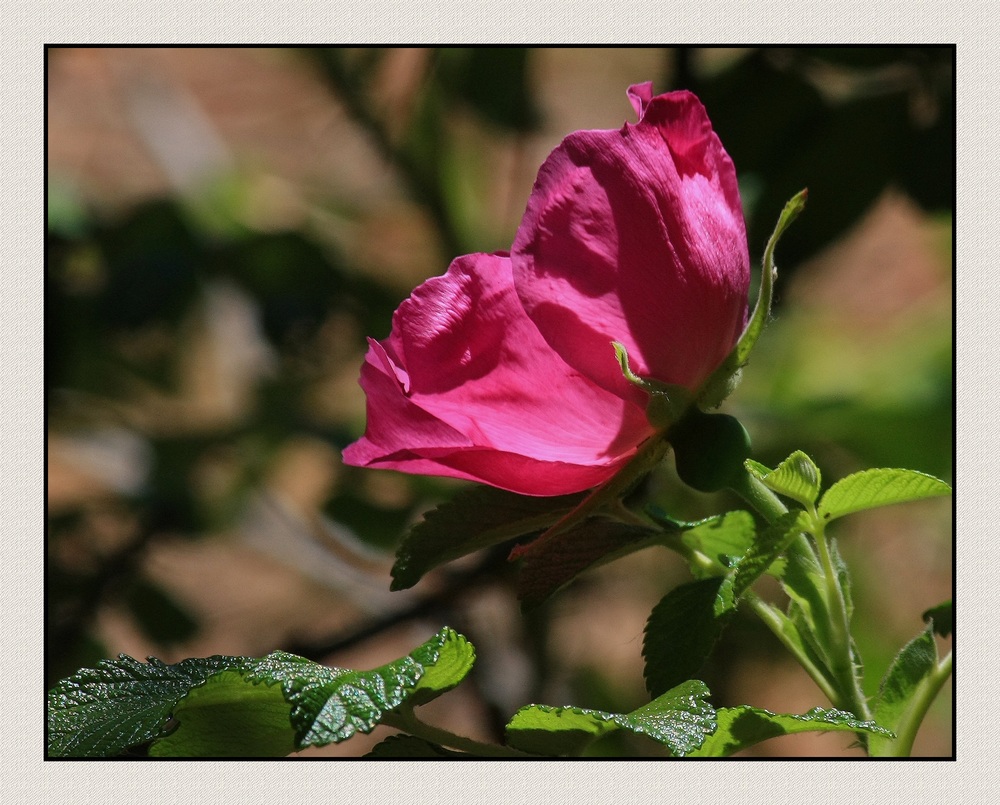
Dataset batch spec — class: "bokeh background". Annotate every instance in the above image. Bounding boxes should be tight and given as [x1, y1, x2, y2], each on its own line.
[46, 46, 953, 757]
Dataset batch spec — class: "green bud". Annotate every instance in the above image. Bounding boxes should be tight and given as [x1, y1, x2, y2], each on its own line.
[667, 409, 752, 493]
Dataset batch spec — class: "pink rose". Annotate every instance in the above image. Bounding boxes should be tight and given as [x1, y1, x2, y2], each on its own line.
[342, 84, 750, 496]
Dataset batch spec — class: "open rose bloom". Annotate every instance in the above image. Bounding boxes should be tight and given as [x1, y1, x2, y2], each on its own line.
[343, 84, 750, 496]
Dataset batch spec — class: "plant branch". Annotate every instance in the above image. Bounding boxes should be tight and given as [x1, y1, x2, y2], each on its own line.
[810, 512, 872, 721]
[730, 468, 872, 723]
[509, 434, 670, 560]
[310, 48, 464, 258]
[382, 707, 530, 757]
[745, 593, 841, 705]
[282, 544, 510, 661]
[729, 469, 816, 562]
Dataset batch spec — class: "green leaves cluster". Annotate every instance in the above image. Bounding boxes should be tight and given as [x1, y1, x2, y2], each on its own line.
[386, 448, 950, 733]
[48, 448, 950, 758]
[48, 626, 892, 758]
[732, 452, 952, 754]
[48, 627, 474, 758]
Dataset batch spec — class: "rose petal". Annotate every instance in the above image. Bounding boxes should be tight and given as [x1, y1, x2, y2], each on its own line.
[512, 89, 749, 398]
[627, 81, 654, 119]
[343, 253, 652, 495]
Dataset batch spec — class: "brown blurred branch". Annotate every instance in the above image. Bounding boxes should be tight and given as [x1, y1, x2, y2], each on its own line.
[281, 543, 512, 661]
[310, 48, 465, 259]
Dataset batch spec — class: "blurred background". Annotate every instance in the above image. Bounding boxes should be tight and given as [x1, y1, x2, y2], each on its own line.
[46, 47, 953, 757]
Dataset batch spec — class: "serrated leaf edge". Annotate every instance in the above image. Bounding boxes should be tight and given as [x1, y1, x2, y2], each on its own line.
[48, 627, 470, 757]
[818, 468, 951, 521]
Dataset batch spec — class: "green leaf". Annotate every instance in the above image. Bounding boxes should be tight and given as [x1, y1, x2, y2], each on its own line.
[250, 628, 472, 749]
[670, 510, 757, 576]
[391, 486, 584, 590]
[150, 670, 295, 757]
[47, 654, 242, 758]
[406, 629, 476, 706]
[516, 518, 659, 608]
[716, 510, 810, 614]
[818, 468, 951, 521]
[643, 579, 730, 697]
[506, 680, 715, 757]
[923, 601, 953, 638]
[365, 734, 465, 757]
[745, 450, 822, 507]
[690, 705, 893, 757]
[867, 625, 938, 756]
[47, 627, 475, 758]
[622, 680, 716, 756]
[505, 705, 615, 756]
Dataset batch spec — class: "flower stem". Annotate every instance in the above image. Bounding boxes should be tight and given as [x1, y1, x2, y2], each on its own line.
[729, 468, 871, 721]
[810, 513, 872, 721]
[510, 434, 670, 560]
[729, 470, 787, 524]
[728, 469, 815, 561]
[745, 592, 841, 705]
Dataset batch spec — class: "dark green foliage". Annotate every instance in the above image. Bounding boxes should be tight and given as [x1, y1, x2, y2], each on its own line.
[922, 601, 953, 638]
[643, 579, 730, 697]
[124, 578, 199, 646]
[97, 201, 203, 332]
[48, 654, 243, 757]
[436, 47, 541, 132]
[390, 486, 584, 590]
[516, 518, 660, 608]
[695, 47, 953, 272]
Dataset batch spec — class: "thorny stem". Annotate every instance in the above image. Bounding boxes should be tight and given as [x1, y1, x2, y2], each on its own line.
[745, 592, 841, 706]
[810, 511, 872, 722]
[729, 470, 873, 722]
